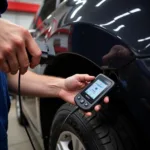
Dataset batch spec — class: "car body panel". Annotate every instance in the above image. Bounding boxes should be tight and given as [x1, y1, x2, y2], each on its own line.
[33, 0, 150, 57]
[62, 0, 150, 56]
[117, 58, 150, 139]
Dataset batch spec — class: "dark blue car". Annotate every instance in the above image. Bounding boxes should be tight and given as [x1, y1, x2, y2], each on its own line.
[16, 0, 150, 149]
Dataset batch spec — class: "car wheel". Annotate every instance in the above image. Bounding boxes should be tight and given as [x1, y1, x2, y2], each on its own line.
[49, 103, 139, 150]
[15, 96, 27, 126]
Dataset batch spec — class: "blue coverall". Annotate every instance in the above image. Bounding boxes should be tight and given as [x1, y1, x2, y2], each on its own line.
[0, 0, 11, 149]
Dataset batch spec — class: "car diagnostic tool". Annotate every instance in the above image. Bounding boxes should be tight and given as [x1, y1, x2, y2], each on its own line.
[74, 74, 115, 111]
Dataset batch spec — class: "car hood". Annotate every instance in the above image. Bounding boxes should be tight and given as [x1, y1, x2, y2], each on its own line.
[62, 0, 150, 57]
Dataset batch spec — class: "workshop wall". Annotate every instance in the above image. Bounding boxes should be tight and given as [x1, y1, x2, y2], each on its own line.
[2, 0, 43, 29]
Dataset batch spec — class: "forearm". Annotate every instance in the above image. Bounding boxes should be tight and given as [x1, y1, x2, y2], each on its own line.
[7, 70, 65, 98]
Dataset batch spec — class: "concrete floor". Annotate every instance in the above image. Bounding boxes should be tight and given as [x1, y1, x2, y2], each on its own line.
[8, 100, 33, 150]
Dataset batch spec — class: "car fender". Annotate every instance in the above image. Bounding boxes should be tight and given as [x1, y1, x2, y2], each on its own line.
[59, 0, 150, 57]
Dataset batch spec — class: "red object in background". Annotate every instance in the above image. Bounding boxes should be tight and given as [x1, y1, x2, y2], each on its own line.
[54, 46, 68, 53]
[7, 1, 40, 13]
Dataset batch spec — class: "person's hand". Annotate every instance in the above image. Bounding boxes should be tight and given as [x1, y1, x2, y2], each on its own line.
[0, 18, 41, 75]
[59, 74, 109, 116]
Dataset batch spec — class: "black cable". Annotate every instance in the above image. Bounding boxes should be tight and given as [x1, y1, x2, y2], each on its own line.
[60, 106, 79, 131]
[18, 71, 36, 150]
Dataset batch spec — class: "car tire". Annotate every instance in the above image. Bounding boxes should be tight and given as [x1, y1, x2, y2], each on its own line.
[49, 103, 139, 150]
[15, 96, 28, 126]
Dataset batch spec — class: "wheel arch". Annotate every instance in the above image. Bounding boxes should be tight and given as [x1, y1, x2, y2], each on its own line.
[39, 53, 102, 148]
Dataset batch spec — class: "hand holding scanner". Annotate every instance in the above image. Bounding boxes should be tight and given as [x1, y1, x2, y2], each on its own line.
[74, 74, 115, 111]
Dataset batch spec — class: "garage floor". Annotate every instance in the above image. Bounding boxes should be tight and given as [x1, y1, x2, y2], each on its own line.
[8, 99, 33, 150]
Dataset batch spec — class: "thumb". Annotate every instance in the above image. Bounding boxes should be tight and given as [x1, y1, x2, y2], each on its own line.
[76, 74, 95, 82]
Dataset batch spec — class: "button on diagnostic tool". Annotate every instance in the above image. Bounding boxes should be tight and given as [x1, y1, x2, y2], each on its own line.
[77, 96, 81, 100]
[84, 103, 88, 107]
[80, 99, 85, 104]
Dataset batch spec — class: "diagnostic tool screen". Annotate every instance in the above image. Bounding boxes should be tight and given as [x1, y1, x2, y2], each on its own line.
[85, 80, 107, 100]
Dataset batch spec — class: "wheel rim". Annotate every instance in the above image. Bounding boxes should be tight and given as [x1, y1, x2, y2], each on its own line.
[56, 131, 86, 150]
[16, 98, 21, 119]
